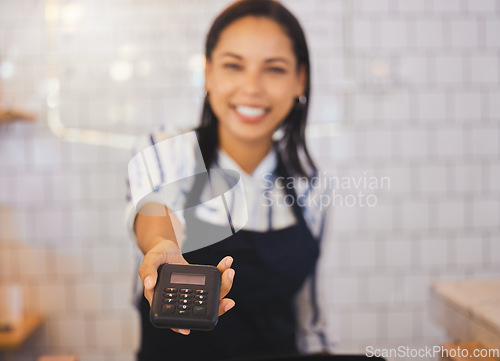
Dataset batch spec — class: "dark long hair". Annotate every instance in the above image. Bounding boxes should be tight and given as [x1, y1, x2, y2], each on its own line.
[196, 0, 316, 177]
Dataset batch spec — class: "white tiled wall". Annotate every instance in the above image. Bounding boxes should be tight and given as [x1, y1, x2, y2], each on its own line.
[0, 0, 499, 360]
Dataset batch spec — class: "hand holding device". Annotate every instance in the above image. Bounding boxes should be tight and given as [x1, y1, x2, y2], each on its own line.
[150, 263, 221, 330]
[138, 239, 235, 335]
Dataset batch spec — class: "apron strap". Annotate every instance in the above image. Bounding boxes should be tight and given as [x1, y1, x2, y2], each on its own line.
[273, 147, 310, 229]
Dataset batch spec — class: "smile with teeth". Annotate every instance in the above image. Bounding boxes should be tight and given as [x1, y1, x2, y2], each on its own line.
[235, 105, 268, 117]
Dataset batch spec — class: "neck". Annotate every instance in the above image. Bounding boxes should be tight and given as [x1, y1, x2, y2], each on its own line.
[218, 130, 273, 175]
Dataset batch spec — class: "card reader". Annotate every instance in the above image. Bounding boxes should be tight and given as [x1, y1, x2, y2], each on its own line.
[150, 263, 221, 331]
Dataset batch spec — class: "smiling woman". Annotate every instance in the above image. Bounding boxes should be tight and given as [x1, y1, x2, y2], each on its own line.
[127, 1, 333, 360]
[197, 0, 314, 178]
[205, 16, 306, 174]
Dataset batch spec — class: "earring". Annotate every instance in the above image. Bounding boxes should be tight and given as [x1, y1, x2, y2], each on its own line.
[298, 95, 307, 104]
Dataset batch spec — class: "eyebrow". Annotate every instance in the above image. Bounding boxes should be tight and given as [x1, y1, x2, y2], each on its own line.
[221, 52, 292, 66]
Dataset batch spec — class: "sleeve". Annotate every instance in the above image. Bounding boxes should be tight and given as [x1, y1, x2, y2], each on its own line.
[294, 171, 336, 354]
[124, 129, 204, 245]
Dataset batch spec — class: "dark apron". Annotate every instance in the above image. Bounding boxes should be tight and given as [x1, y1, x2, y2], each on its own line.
[138, 153, 320, 361]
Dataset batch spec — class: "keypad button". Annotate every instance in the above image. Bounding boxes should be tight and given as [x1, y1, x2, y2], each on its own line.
[193, 306, 206, 316]
[162, 305, 175, 314]
[165, 288, 177, 293]
[180, 289, 192, 294]
[164, 293, 176, 299]
[193, 300, 206, 306]
[178, 299, 190, 304]
[177, 304, 191, 311]
[179, 294, 192, 299]
[178, 310, 189, 315]
[195, 295, 206, 300]
[163, 298, 176, 304]
[195, 290, 208, 295]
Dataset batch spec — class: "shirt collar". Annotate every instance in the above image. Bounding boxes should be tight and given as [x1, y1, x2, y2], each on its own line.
[217, 148, 277, 180]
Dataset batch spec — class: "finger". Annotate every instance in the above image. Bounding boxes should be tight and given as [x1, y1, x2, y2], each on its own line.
[218, 298, 235, 316]
[138, 252, 166, 291]
[144, 291, 152, 306]
[220, 268, 235, 300]
[139, 243, 181, 305]
[217, 256, 233, 274]
[139, 259, 161, 306]
[139, 240, 188, 287]
[172, 328, 190, 335]
[138, 265, 158, 307]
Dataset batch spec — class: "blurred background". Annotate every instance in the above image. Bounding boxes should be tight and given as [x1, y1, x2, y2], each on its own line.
[0, 0, 499, 360]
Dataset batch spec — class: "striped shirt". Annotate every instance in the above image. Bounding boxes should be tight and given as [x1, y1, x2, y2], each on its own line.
[125, 127, 334, 354]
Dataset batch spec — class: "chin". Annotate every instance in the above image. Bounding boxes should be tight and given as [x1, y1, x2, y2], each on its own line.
[231, 128, 273, 144]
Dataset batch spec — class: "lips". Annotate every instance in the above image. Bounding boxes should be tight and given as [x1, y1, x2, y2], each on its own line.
[235, 105, 266, 116]
[232, 104, 270, 123]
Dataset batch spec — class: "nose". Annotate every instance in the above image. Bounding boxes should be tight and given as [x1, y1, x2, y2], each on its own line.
[240, 69, 263, 95]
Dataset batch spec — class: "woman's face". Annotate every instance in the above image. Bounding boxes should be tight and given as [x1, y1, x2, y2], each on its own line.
[205, 16, 306, 146]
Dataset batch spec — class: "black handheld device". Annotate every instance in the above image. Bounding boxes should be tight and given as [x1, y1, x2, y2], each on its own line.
[150, 263, 221, 331]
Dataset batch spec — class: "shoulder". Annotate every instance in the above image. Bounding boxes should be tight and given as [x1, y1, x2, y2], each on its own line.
[127, 126, 202, 208]
[131, 125, 197, 156]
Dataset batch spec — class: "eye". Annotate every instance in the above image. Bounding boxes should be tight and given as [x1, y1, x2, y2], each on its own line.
[267, 67, 287, 74]
[223, 63, 242, 70]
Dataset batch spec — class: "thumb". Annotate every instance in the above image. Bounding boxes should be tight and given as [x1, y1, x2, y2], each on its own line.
[144, 275, 156, 290]
[138, 253, 165, 290]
